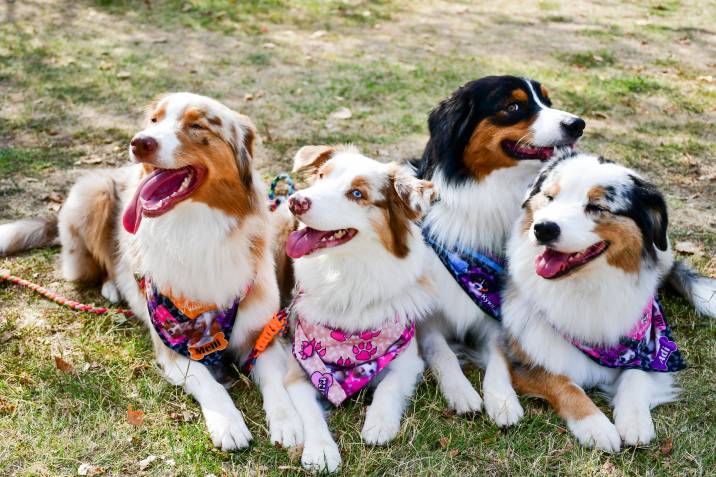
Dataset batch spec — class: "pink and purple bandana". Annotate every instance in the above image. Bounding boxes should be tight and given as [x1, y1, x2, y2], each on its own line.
[292, 316, 415, 406]
[565, 297, 685, 373]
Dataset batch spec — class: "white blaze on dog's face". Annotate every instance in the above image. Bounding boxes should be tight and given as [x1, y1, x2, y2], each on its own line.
[521, 152, 668, 280]
[285, 146, 435, 260]
[123, 92, 256, 234]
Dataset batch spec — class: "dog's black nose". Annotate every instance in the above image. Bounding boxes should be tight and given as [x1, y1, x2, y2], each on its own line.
[561, 117, 586, 139]
[534, 221, 561, 244]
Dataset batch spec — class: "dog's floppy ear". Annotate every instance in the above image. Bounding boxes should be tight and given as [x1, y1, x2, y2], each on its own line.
[292, 145, 335, 174]
[228, 112, 257, 188]
[417, 83, 481, 181]
[389, 165, 437, 220]
[628, 175, 669, 254]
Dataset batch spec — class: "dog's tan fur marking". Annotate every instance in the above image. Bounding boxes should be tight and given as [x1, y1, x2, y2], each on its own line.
[546, 182, 560, 198]
[174, 108, 256, 219]
[510, 365, 599, 421]
[463, 119, 534, 181]
[594, 218, 642, 274]
[284, 355, 307, 388]
[587, 186, 605, 203]
[293, 145, 335, 174]
[540, 85, 549, 100]
[511, 89, 529, 102]
[371, 172, 421, 259]
[522, 201, 535, 234]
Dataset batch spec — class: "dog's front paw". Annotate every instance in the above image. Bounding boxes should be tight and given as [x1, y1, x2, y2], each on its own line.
[615, 406, 655, 446]
[568, 412, 621, 453]
[101, 280, 120, 303]
[267, 406, 304, 448]
[484, 391, 524, 427]
[203, 406, 252, 451]
[361, 407, 401, 445]
[301, 440, 341, 473]
[441, 376, 483, 414]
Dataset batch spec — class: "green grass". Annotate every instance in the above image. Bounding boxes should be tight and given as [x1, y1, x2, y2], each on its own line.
[1, 0, 715, 476]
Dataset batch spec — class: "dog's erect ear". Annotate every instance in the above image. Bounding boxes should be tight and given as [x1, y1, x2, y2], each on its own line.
[629, 175, 669, 253]
[390, 166, 437, 220]
[228, 112, 257, 188]
[292, 145, 335, 174]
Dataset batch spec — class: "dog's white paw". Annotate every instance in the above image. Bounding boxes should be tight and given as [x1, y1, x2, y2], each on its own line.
[615, 407, 655, 446]
[442, 376, 483, 414]
[301, 440, 341, 473]
[203, 407, 252, 451]
[484, 391, 524, 427]
[361, 406, 401, 445]
[101, 280, 120, 303]
[267, 407, 304, 448]
[568, 413, 621, 453]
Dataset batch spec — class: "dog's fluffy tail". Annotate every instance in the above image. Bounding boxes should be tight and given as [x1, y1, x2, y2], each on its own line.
[0, 216, 59, 256]
[667, 260, 716, 318]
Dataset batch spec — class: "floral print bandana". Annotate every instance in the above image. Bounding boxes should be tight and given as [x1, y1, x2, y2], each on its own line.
[293, 315, 415, 406]
[565, 297, 686, 372]
[140, 275, 250, 367]
[422, 227, 504, 320]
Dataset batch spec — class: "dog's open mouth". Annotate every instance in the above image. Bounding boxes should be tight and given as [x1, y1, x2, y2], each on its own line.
[122, 165, 206, 234]
[502, 141, 574, 162]
[535, 241, 608, 279]
[286, 227, 358, 259]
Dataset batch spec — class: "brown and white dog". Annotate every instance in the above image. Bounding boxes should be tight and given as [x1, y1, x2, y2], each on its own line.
[487, 152, 712, 451]
[0, 93, 303, 450]
[276, 146, 435, 472]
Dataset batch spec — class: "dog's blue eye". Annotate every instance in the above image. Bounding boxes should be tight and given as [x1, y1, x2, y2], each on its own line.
[351, 189, 363, 199]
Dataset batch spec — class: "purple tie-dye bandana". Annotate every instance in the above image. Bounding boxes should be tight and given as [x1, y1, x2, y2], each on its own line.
[423, 227, 504, 320]
[563, 297, 686, 373]
[140, 275, 249, 367]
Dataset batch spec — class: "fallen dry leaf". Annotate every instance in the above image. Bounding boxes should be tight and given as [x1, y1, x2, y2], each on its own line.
[54, 355, 75, 373]
[287, 445, 303, 461]
[45, 192, 64, 203]
[697, 75, 714, 83]
[675, 241, 702, 255]
[262, 42, 276, 49]
[127, 404, 145, 426]
[438, 436, 449, 448]
[448, 448, 460, 458]
[660, 437, 673, 455]
[116, 71, 131, 80]
[77, 463, 105, 476]
[244, 93, 254, 101]
[74, 156, 104, 165]
[329, 107, 352, 120]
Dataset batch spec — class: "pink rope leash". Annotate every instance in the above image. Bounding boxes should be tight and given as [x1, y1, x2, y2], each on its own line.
[0, 269, 134, 317]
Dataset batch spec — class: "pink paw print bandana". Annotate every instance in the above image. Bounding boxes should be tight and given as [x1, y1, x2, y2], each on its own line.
[293, 316, 415, 406]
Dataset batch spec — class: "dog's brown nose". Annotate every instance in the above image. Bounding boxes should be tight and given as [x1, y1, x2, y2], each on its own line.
[130, 136, 158, 160]
[288, 194, 311, 215]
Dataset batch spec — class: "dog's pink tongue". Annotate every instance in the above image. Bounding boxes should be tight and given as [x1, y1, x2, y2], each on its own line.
[122, 186, 144, 235]
[122, 170, 162, 235]
[286, 228, 326, 259]
[535, 248, 570, 278]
